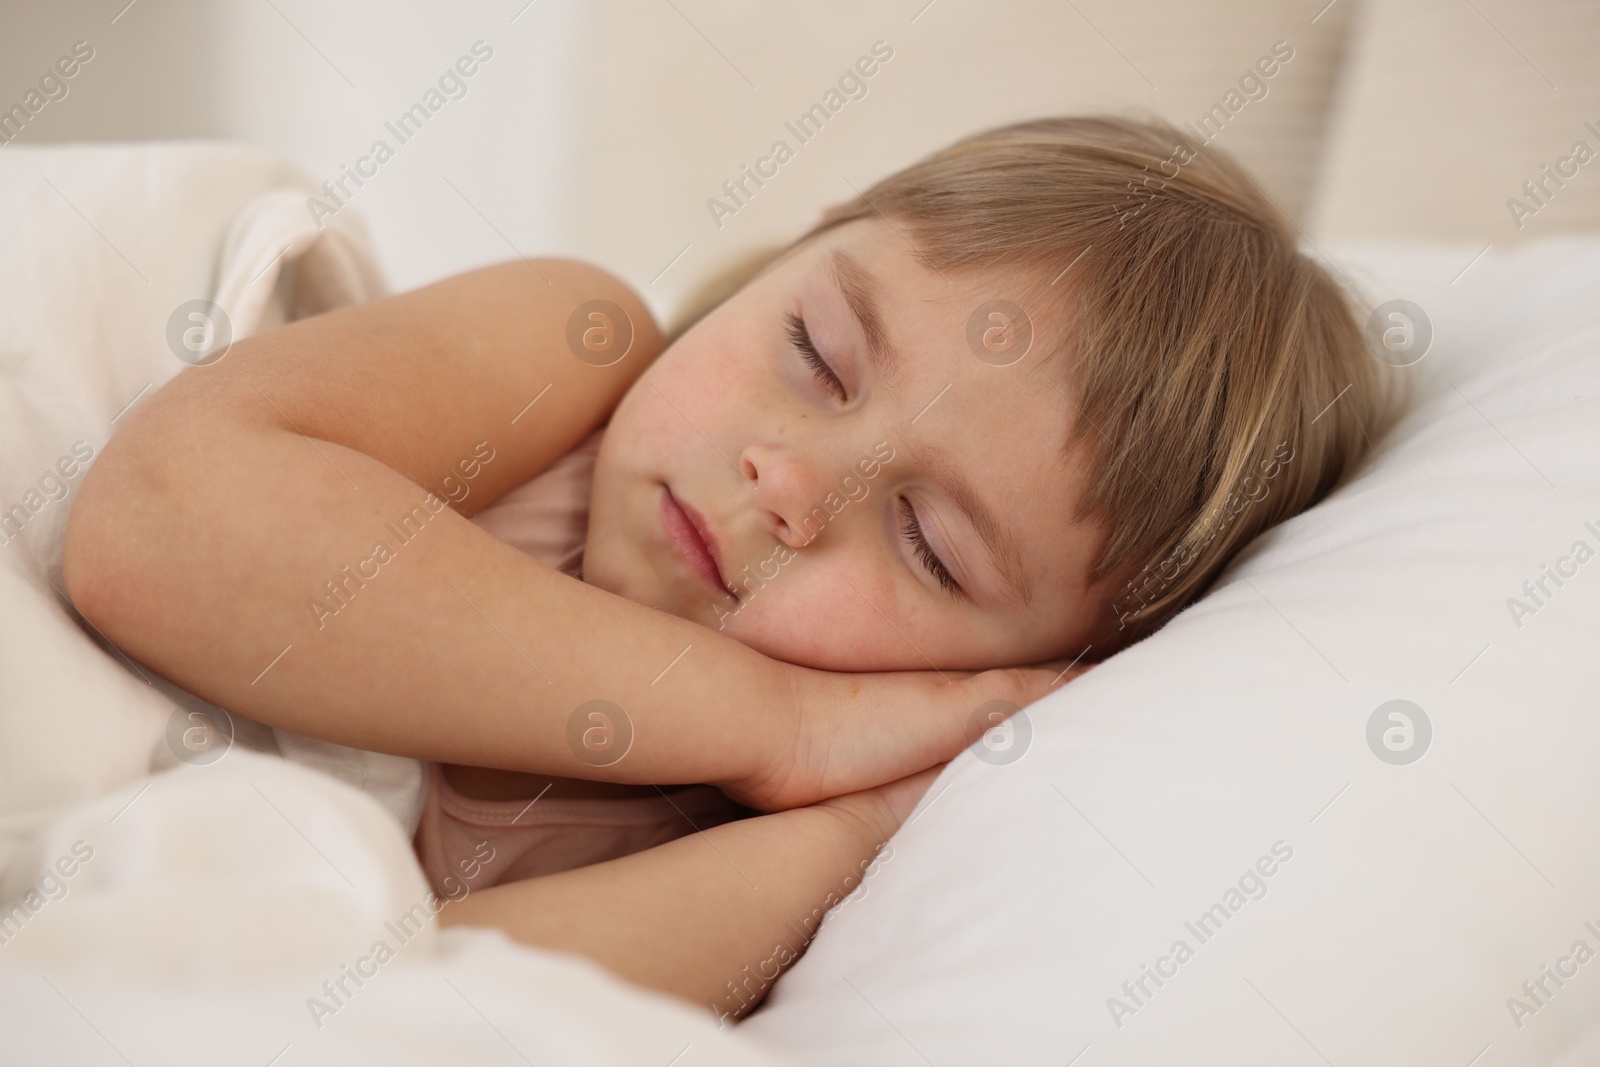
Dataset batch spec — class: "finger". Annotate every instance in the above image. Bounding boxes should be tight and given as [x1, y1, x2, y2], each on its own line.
[834, 762, 947, 837]
[1036, 647, 1098, 677]
[876, 763, 946, 823]
[1007, 663, 1093, 706]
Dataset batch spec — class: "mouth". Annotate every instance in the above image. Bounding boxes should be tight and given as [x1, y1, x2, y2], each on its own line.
[660, 485, 738, 601]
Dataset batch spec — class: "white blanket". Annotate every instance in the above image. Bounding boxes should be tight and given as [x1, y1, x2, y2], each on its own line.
[0, 141, 784, 1066]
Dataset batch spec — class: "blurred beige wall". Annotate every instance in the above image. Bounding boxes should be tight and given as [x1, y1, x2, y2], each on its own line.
[557, 0, 1354, 330]
[0, 0, 587, 294]
[7, 0, 1600, 329]
[1308, 0, 1600, 244]
[1, 0, 1358, 325]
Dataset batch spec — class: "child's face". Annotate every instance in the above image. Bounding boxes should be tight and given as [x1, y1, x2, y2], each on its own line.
[584, 217, 1123, 671]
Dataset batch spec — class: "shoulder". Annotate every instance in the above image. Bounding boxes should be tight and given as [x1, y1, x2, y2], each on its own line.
[474, 257, 663, 360]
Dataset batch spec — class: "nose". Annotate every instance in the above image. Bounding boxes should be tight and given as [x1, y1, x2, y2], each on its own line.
[739, 441, 834, 549]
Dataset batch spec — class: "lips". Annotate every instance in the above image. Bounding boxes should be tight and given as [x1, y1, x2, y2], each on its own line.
[661, 486, 738, 600]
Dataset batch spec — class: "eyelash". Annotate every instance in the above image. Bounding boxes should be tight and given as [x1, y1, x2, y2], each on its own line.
[785, 309, 957, 599]
[897, 496, 961, 598]
[785, 311, 846, 401]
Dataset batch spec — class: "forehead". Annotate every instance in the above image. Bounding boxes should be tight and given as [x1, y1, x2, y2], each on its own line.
[795, 217, 1052, 370]
[794, 218, 1106, 615]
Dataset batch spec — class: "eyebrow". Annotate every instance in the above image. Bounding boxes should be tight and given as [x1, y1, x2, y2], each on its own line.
[827, 249, 902, 391]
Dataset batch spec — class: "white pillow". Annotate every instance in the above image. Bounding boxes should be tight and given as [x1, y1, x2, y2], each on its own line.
[744, 237, 1600, 1064]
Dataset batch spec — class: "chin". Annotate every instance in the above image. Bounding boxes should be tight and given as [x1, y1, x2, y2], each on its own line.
[581, 552, 717, 631]
[579, 553, 649, 608]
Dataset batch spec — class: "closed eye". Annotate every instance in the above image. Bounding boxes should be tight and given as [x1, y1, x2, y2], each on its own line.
[897, 496, 961, 598]
[785, 311, 845, 401]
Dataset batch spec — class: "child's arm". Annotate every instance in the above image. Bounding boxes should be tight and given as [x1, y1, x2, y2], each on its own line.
[63, 260, 1057, 810]
[439, 765, 944, 1021]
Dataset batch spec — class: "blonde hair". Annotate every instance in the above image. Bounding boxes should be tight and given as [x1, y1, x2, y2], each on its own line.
[674, 115, 1394, 646]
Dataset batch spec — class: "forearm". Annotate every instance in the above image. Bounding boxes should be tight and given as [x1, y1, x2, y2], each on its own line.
[63, 398, 792, 786]
[64, 390, 1016, 810]
[63, 258, 1065, 809]
[440, 795, 895, 1022]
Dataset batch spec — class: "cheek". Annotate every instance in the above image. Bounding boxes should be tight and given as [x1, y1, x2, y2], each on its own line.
[722, 551, 938, 671]
[606, 341, 762, 482]
[613, 365, 698, 456]
[674, 362, 771, 444]
[651, 327, 759, 412]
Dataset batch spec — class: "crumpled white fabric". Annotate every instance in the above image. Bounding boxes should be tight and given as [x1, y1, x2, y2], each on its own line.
[213, 185, 388, 337]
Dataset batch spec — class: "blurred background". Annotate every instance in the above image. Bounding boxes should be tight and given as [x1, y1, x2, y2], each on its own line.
[3, 0, 1598, 329]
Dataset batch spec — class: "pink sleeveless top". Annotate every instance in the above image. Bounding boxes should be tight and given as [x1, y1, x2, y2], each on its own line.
[412, 428, 748, 896]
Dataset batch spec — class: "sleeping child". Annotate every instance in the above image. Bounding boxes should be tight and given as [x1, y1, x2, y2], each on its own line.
[61, 115, 1387, 1024]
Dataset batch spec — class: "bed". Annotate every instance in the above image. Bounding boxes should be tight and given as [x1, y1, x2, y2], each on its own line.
[2, 1, 1598, 1064]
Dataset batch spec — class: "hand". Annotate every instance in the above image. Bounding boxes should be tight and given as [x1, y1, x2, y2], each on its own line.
[814, 763, 946, 849]
[721, 656, 1094, 812]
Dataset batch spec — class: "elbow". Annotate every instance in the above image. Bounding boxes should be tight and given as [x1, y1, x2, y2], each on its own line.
[60, 446, 132, 638]
[60, 417, 175, 645]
